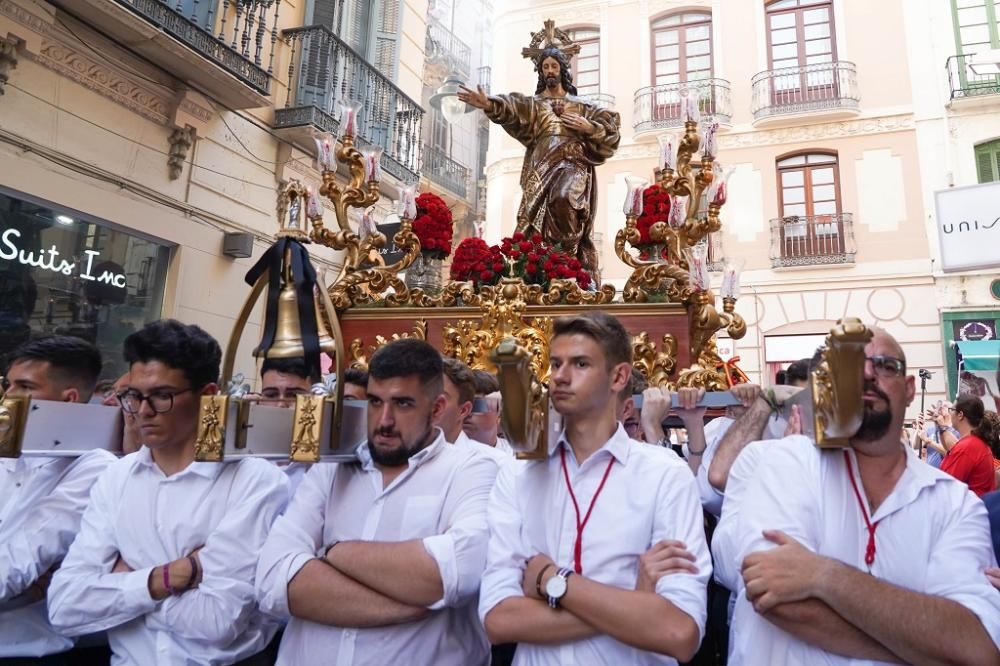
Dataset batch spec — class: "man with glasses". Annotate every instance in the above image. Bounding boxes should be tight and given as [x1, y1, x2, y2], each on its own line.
[0, 336, 115, 661]
[714, 328, 1000, 664]
[48, 319, 289, 665]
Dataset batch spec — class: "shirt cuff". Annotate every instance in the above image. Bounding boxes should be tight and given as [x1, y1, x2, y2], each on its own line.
[121, 567, 159, 615]
[421, 535, 456, 610]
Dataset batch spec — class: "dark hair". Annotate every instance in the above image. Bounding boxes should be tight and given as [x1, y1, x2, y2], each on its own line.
[552, 311, 632, 368]
[980, 411, 1000, 458]
[442, 357, 476, 405]
[534, 47, 578, 96]
[261, 356, 310, 380]
[344, 367, 368, 388]
[955, 394, 989, 438]
[472, 369, 499, 395]
[7, 335, 102, 398]
[626, 367, 648, 397]
[368, 338, 443, 394]
[785, 358, 811, 385]
[123, 319, 221, 389]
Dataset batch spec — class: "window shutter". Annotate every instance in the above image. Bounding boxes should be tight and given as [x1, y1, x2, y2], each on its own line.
[348, 0, 372, 54]
[311, 0, 345, 33]
[373, 0, 401, 80]
[975, 140, 1000, 183]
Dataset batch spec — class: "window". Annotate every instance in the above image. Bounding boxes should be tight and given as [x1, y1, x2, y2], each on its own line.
[0, 189, 171, 380]
[975, 139, 1000, 182]
[650, 12, 713, 88]
[567, 27, 600, 97]
[952, 0, 1000, 54]
[766, 0, 837, 95]
[430, 109, 450, 153]
[776, 152, 845, 259]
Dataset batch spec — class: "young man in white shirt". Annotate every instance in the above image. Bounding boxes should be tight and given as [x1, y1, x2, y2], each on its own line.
[464, 370, 514, 456]
[715, 328, 1000, 664]
[440, 357, 508, 464]
[255, 338, 500, 665]
[479, 311, 711, 665]
[0, 336, 115, 660]
[47, 319, 289, 665]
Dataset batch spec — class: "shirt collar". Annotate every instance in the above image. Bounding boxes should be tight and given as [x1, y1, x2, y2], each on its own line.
[357, 427, 447, 473]
[844, 444, 949, 522]
[550, 422, 631, 466]
[135, 445, 223, 480]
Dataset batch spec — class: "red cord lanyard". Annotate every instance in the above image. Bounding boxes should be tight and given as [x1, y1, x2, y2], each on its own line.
[560, 447, 615, 575]
[843, 450, 880, 571]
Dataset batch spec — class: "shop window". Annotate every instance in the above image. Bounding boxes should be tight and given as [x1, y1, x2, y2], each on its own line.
[0, 189, 170, 382]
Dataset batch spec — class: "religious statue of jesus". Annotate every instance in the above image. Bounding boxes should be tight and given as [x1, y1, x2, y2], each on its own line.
[458, 20, 621, 275]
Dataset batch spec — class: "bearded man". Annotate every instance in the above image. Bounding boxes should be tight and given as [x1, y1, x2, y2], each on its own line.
[713, 328, 1000, 664]
[458, 45, 620, 275]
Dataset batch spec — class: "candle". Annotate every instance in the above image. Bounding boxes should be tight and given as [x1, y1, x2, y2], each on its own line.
[669, 196, 687, 228]
[398, 185, 417, 220]
[359, 206, 377, 239]
[337, 99, 363, 140]
[623, 176, 648, 216]
[314, 134, 334, 171]
[707, 163, 733, 206]
[720, 258, 745, 299]
[683, 244, 710, 292]
[683, 90, 702, 124]
[701, 121, 720, 159]
[306, 189, 322, 218]
[362, 147, 383, 182]
[657, 133, 676, 171]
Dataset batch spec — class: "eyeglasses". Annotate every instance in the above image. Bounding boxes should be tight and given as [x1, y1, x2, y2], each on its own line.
[866, 355, 906, 378]
[118, 388, 194, 415]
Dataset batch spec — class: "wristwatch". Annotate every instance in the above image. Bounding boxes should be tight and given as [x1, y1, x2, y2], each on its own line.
[545, 567, 574, 609]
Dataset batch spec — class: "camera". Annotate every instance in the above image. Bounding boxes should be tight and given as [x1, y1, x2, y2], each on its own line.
[918, 369, 933, 380]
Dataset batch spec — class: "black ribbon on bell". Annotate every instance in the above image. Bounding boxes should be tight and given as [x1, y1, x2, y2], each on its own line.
[245, 237, 322, 381]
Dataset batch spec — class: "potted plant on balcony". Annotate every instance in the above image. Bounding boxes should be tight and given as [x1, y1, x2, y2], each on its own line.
[406, 192, 454, 293]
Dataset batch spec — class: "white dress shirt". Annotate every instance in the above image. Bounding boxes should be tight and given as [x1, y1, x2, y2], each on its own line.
[495, 436, 515, 457]
[0, 450, 115, 657]
[453, 430, 510, 465]
[714, 436, 1000, 665]
[692, 416, 733, 517]
[48, 448, 289, 665]
[479, 424, 711, 666]
[256, 430, 499, 666]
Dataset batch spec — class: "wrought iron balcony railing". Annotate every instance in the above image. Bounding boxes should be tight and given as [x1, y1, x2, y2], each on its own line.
[424, 145, 469, 199]
[63, 0, 277, 99]
[633, 79, 732, 134]
[277, 25, 424, 182]
[426, 20, 472, 78]
[769, 213, 856, 268]
[947, 54, 1000, 100]
[579, 93, 616, 110]
[751, 61, 859, 121]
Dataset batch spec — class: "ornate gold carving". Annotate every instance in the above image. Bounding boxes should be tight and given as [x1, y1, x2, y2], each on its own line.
[491, 337, 549, 460]
[522, 19, 581, 61]
[167, 126, 195, 180]
[349, 320, 429, 370]
[0, 394, 29, 458]
[632, 332, 678, 388]
[812, 318, 873, 449]
[677, 338, 730, 391]
[291, 395, 325, 463]
[195, 395, 228, 462]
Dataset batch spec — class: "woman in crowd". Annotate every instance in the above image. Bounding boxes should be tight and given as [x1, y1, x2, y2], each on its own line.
[940, 395, 998, 497]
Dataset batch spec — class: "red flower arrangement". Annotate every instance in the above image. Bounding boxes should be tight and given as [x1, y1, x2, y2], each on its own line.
[412, 192, 453, 260]
[636, 184, 670, 261]
[450, 232, 594, 290]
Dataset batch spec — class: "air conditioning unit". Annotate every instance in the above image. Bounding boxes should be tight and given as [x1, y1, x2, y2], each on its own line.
[222, 232, 254, 259]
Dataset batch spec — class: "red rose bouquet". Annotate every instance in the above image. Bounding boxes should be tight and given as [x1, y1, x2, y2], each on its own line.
[635, 184, 670, 261]
[500, 232, 592, 290]
[412, 192, 453, 260]
[450, 237, 505, 287]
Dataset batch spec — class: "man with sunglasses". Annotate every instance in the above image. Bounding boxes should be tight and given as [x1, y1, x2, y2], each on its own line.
[48, 319, 289, 665]
[715, 328, 1000, 664]
[0, 336, 115, 661]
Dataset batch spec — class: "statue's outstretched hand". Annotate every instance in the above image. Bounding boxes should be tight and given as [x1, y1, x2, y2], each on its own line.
[457, 85, 490, 110]
[562, 112, 595, 136]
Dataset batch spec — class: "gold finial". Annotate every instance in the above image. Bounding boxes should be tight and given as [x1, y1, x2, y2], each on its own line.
[521, 19, 581, 62]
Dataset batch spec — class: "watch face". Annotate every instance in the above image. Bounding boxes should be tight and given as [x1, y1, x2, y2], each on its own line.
[545, 573, 567, 599]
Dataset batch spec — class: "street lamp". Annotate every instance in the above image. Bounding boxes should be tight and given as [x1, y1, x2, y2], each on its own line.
[430, 72, 475, 125]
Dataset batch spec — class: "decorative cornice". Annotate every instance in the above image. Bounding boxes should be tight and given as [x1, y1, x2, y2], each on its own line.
[717, 114, 915, 149]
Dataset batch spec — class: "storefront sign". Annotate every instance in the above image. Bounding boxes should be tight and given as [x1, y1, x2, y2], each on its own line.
[934, 182, 1000, 272]
[0, 228, 127, 288]
[376, 221, 405, 266]
[952, 318, 996, 342]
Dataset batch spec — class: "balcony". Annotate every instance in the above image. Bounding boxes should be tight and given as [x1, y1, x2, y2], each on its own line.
[426, 19, 472, 78]
[579, 93, 616, 111]
[751, 62, 859, 126]
[633, 79, 732, 137]
[51, 0, 275, 108]
[424, 145, 469, 199]
[275, 26, 423, 184]
[947, 54, 1000, 103]
[769, 213, 856, 268]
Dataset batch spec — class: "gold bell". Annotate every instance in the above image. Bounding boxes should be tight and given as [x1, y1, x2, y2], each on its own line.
[255, 266, 338, 361]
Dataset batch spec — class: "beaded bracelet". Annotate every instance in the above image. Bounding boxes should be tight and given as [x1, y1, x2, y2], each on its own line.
[163, 565, 180, 596]
[186, 555, 200, 590]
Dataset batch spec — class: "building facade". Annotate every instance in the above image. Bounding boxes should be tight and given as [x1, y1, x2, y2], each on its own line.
[484, 0, 950, 412]
[0, 0, 428, 382]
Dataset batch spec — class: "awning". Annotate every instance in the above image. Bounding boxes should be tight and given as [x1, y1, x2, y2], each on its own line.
[955, 340, 1000, 371]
